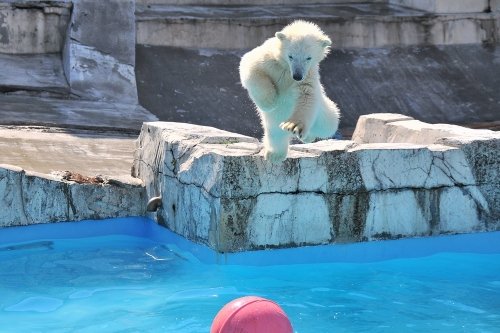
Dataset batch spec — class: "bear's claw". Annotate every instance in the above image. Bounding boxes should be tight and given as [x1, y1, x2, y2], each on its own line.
[280, 121, 307, 139]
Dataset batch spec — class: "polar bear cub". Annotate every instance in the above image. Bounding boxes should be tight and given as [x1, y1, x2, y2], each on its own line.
[240, 20, 340, 163]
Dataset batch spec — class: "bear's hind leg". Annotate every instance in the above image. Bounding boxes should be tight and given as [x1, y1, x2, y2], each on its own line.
[306, 97, 340, 142]
[263, 126, 290, 163]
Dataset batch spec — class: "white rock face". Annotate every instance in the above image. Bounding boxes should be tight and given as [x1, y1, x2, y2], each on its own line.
[364, 190, 430, 239]
[64, 43, 138, 104]
[352, 113, 413, 143]
[352, 114, 499, 145]
[0, 164, 146, 227]
[354, 143, 476, 190]
[438, 186, 484, 233]
[247, 193, 332, 248]
[133, 116, 499, 252]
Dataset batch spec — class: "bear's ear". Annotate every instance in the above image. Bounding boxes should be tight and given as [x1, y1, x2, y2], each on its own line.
[320, 37, 332, 48]
[275, 32, 287, 41]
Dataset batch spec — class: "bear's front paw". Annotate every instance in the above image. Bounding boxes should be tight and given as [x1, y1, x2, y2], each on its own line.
[280, 121, 309, 141]
[264, 149, 287, 163]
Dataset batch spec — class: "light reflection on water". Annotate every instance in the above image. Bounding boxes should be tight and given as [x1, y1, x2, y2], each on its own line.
[0, 235, 499, 333]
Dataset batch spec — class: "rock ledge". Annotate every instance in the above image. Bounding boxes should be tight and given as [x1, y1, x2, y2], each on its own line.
[133, 115, 499, 252]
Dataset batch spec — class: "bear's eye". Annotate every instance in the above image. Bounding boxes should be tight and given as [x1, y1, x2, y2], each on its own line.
[288, 55, 293, 60]
[306, 57, 312, 61]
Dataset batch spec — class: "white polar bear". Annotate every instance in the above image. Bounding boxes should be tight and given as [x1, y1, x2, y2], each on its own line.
[240, 20, 340, 163]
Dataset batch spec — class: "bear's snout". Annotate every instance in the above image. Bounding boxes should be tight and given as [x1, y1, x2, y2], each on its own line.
[293, 72, 303, 81]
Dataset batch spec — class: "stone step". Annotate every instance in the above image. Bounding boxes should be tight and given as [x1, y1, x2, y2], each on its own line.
[391, 0, 490, 14]
[0, 0, 71, 54]
[0, 95, 158, 133]
[0, 53, 69, 96]
[0, 127, 138, 178]
[135, 3, 499, 49]
[137, 0, 490, 13]
[137, 0, 382, 5]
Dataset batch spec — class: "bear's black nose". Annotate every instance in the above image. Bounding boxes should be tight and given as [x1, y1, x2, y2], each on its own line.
[293, 73, 303, 81]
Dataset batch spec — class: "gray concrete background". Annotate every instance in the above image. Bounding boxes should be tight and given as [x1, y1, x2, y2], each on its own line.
[69, 0, 135, 66]
[136, 3, 500, 49]
[0, 53, 68, 95]
[0, 0, 71, 54]
[136, 44, 500, 139]
[0, 94, 157, 132]
[63, 0, 138, 103]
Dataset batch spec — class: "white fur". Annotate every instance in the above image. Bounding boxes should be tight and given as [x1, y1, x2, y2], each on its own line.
[240, 20, 340, 163]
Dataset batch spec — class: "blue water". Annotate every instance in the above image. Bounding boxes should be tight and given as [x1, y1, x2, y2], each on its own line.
[0, 219, 499, 333]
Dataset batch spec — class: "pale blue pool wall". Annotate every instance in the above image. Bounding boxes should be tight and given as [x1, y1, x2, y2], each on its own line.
[1, 217, 500, 266]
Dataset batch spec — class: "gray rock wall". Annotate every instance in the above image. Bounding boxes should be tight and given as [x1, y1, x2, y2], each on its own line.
[63, 0, 138, 103]
[133, 116, 499, 252]
[493, 0, 500, 12]
[0, 164, 147, 227]
[0, 1, 71, 54]
[390, 0, 489, 13]
[136, 4, 500, 49]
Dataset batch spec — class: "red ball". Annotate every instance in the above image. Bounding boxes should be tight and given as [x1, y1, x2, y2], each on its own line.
[211, 296, 293, 333]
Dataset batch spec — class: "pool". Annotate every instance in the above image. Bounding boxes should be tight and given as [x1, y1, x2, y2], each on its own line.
[1, 217, 499, 332]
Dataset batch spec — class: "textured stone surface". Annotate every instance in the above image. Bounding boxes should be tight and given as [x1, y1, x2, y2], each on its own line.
[493, 0, 500, 12]
[0, 126, 137, 177]
[353, 114, 499, 145]
[137, 0, 385, 4]
[352, 115, 499, 226]
[69, 0, 135, 66]
[133, 118, 499, 252]
[352, 113, 414, 143]
[136, 3, 500, 49]
[0, 94, 157, 132]
[0, 164, 146, 227]
[0, 53, 69, 95]
[63, 0, 137, 103]
[0, 1, 71, 53]
[63, 42, 137, 103]
[390, 0, 489, 13]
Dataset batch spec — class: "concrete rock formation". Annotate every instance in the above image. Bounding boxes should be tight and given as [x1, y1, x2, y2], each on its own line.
[63, 0, 138, 103]
[0, 164, 146, 227]
[133, 115, 499, 252]
[0, 0, 154, 229]
[136, 2, 500, 49]
[0, 1, 71, 54]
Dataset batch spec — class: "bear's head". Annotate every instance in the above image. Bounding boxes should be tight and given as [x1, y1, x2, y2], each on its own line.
[275, 20, 332, 82]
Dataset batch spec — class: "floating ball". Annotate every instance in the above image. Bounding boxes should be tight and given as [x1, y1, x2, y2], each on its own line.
[211, 296, 293, 333]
